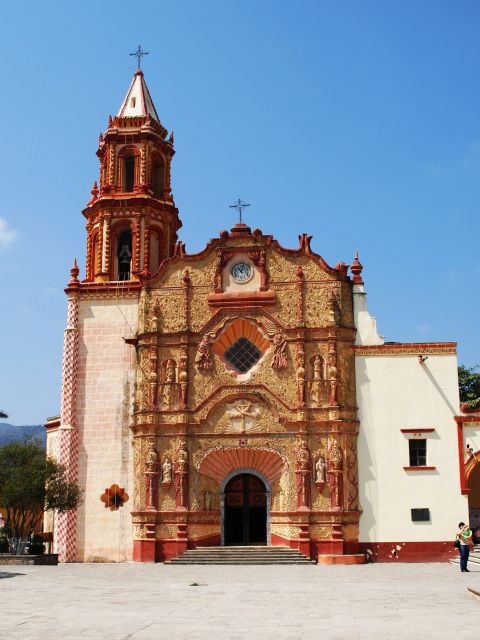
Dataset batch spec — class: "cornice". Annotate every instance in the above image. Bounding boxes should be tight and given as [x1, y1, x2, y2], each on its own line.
[354, 342, 456, 356]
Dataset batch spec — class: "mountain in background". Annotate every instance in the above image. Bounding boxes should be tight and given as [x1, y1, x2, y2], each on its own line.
[0, 423, 46, 447]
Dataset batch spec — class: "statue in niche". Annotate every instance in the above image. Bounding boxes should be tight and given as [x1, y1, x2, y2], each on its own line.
[271, 332, 288, 369]
[195, 332, 215, 370]
[204, 490, 213, 511]
[162, 457, 172, 483]
[145, 441, 158, 473]
[315, 456, 326, 483]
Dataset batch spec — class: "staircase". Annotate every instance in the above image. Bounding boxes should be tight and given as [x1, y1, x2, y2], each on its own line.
[164, 546, 315, 565]
[450, 545, 480, 568]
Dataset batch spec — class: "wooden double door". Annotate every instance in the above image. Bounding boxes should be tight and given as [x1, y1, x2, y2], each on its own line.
[224, 473, 267, 545]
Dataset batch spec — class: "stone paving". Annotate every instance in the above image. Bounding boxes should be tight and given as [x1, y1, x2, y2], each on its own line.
[0, 562, 479, 639]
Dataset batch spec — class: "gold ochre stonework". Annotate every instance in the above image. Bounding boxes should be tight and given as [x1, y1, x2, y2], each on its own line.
[130, 227, 360, 560]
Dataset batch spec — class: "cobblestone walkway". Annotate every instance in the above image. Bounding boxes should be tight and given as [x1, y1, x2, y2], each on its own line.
[1, 562, 479, 639]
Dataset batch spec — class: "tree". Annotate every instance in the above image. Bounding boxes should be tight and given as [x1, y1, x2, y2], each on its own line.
[0, 439, 81, 554]
[458, 365, 480, 411]
[0, 410, 7, 419]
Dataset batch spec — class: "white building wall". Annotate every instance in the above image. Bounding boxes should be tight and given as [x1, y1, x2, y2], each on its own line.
[75, 297, 138, 561]
[357, 352, 468, 543]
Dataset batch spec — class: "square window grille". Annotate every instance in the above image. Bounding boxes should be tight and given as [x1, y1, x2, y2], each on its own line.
[224, 337, 262, 373]
[409, 439, 427, 466]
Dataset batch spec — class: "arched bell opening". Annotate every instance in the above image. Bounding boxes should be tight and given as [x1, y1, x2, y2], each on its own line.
[116, 145, 140, 193]
[115, 228, 132, 281]
[220, 469, 271, 546]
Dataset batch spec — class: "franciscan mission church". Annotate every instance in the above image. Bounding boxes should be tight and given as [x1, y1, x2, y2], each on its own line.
[45, 63, 480, 564]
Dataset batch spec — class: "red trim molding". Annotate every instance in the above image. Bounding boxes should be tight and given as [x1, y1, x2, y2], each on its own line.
[400, 428, 435, 434]
[403, 466, 436, 471]
[355, 342, 456, 356]
[359, 541, 456, 562]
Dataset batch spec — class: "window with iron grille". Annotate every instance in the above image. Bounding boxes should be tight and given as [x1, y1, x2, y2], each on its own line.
[409, 439, 427, 466]
[224, 337, 262, 373]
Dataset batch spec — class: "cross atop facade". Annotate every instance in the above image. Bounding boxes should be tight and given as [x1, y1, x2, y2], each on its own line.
[229, 198, 250, 224]
[130, 45, 149, 69]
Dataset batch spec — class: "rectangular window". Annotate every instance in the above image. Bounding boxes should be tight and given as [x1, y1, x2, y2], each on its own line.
[409, 439, 427, 466]
[411, 508, 430, 522]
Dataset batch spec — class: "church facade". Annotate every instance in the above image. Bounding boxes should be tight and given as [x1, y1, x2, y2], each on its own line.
[45, 69, 476, 564]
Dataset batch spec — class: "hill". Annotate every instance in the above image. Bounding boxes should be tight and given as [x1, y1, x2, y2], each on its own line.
[0, 423, 46, 447]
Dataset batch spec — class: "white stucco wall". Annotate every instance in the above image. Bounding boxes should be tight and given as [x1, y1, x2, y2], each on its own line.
[75, 297, 138, 561]
[357, 352, 468, 542]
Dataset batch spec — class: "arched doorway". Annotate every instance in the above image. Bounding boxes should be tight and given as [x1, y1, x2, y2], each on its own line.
[222, 472, 269, 546]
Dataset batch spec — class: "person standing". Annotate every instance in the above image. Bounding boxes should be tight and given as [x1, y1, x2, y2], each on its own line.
[456, 522, 472, 572]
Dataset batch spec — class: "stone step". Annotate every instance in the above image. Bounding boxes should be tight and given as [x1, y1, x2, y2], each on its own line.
[166, 560, 314, 565]
[180, 550, 307, 556]
[165, 546, 315, 565]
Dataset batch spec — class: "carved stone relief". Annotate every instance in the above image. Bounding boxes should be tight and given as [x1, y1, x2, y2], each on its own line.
[226, 399, 261, 433]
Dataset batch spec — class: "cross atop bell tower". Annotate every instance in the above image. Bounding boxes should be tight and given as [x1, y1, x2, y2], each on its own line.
[82, 63, 181, 283]
[130, 45, 149, 69]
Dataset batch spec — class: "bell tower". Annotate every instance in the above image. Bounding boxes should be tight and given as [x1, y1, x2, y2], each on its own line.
[82, 68, 181, 282]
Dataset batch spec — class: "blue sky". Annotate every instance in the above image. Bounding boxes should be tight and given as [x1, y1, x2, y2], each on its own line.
[0, 0, 479, 424]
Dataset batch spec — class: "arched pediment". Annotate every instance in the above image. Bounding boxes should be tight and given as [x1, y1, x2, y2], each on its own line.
[197, 446, 287, 484]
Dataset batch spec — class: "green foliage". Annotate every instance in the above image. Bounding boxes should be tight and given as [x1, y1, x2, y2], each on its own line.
[458, 365, 480, 410]
[0, 439, 81, 553]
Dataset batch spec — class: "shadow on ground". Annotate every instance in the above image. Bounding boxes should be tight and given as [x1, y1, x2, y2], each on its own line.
[0, 571, 25, 579]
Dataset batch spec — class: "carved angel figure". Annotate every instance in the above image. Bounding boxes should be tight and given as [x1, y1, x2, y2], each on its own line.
[195, 333, 215, 370]
[271, 332, 288, 369]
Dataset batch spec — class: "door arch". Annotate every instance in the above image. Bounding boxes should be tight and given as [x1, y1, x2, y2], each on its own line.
[220, 469, 271, 546]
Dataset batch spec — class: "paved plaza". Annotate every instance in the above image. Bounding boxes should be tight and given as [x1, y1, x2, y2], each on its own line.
[0, 562, 479, 639]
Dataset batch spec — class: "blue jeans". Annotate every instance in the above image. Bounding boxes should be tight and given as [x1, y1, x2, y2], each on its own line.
[460, 544, 469, 571]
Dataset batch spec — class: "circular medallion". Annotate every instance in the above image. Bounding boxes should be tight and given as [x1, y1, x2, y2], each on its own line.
[231, 262, 252, 283]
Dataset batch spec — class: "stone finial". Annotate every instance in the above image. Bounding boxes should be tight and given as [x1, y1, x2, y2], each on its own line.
[68, 259, 80, 286]
[88, 181, 99, 206]
[169, 130, 175, 143]
[350, 251, 364, 284]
